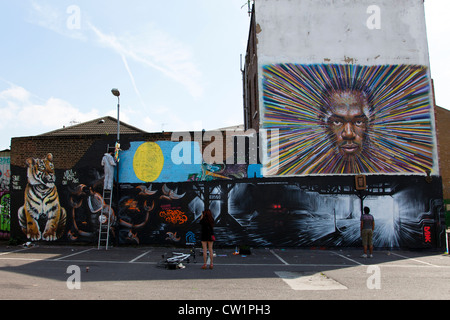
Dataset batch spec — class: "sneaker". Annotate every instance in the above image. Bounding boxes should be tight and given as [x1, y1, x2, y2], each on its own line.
[369, 254, 373, 258]
[361, 254, 367, 258]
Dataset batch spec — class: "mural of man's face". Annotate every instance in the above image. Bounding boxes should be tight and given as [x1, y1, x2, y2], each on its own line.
[326, 90, 369, 159]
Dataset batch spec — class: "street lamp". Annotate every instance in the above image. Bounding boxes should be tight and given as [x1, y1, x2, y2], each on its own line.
[110, 88, 120, 249]
[111, 88, 120, 142]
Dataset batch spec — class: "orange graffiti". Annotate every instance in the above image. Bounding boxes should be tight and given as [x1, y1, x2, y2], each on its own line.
[124, 198, 140, 211]
[159, 209, 188, 225]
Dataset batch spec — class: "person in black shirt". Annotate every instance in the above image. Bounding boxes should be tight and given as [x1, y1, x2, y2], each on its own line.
[200, 209, 215, 269]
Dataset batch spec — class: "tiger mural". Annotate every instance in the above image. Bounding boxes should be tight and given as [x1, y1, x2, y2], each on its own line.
[18, 153, 67, 241]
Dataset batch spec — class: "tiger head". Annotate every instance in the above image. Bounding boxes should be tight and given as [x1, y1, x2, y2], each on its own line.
[26, 153, 56, 187]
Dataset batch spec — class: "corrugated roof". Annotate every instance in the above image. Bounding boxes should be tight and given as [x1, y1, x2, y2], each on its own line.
[39, 116, 148, 136]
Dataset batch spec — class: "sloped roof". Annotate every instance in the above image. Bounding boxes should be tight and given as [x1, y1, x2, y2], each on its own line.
[39, 116, 148, 136]
[215, 124, 245, 131]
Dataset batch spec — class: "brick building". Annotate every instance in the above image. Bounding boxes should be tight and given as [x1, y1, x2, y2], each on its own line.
[435, 106, 450, 200]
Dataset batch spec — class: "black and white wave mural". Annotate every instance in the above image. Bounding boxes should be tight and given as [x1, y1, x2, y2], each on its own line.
[208, 176, 445, 249]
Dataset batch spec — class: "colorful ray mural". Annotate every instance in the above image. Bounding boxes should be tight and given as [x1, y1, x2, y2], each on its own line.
[262, 64, 435, 175]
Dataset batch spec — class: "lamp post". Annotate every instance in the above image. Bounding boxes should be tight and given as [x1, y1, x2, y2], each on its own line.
[111, 88, 120, 142]
[111, 88, 120, 248]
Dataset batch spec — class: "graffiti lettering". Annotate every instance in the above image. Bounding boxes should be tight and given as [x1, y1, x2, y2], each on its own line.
[62, 169, 79, 185]
[186, 231, 196, 245]
[0, 193, 10, 234]
[424, 226, 432, 243]
[159, 209, 188, 225]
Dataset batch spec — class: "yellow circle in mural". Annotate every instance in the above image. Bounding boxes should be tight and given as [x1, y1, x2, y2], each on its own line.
[133, 142, 164, 182]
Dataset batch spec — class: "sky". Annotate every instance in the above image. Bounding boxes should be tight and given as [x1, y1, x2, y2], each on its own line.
[0, 0, 448, 151]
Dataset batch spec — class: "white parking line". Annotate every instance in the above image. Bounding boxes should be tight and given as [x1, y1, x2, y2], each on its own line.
[0, 247, 447, 270]
[330, 251, 364, 266]
[270, 250, 290, 265]
[0, 248, 30, 256]
[129, 250, 152, 263]
[389, 252, 440, 268]
[54, 248, 95, 261]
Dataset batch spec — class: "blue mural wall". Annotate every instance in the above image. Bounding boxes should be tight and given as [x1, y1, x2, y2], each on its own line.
[119, 141, 202, 183]
[118, 141, 262, 183]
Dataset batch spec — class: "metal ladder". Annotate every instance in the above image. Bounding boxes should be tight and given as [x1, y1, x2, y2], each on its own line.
[98, 145, 115, 250]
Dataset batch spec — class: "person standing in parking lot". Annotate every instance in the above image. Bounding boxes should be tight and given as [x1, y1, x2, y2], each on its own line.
[200, 209, 215, 269]
[361, 206, 375, 258]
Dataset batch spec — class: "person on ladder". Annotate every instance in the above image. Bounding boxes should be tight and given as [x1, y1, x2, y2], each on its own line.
[101, 151, 116, 190]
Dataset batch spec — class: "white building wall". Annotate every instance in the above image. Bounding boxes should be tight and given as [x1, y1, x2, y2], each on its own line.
[255, 0, 431, 66]
[255, 0, 439, 176]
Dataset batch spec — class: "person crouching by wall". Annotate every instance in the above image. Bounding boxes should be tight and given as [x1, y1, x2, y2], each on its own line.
[200, 209, 215, 269]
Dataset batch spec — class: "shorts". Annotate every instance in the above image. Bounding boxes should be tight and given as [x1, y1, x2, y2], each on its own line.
[361, 229, 373, 246]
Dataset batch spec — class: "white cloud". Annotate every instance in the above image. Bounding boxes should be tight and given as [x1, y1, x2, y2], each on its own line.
[88, 22, 204, 99]
[120, 54, 146, 108]
[0, 85, 100, 130]
[142, 116, 159, 132]
[162, 113, 204, 132]
[0, 82, 102, 149]
[0, 85, 31, 102]
[18, 98, 99, 128]
[26, 1, 206, 124]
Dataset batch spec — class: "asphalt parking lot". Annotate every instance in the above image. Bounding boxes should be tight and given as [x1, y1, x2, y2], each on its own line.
[0, 243, 449, 302]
